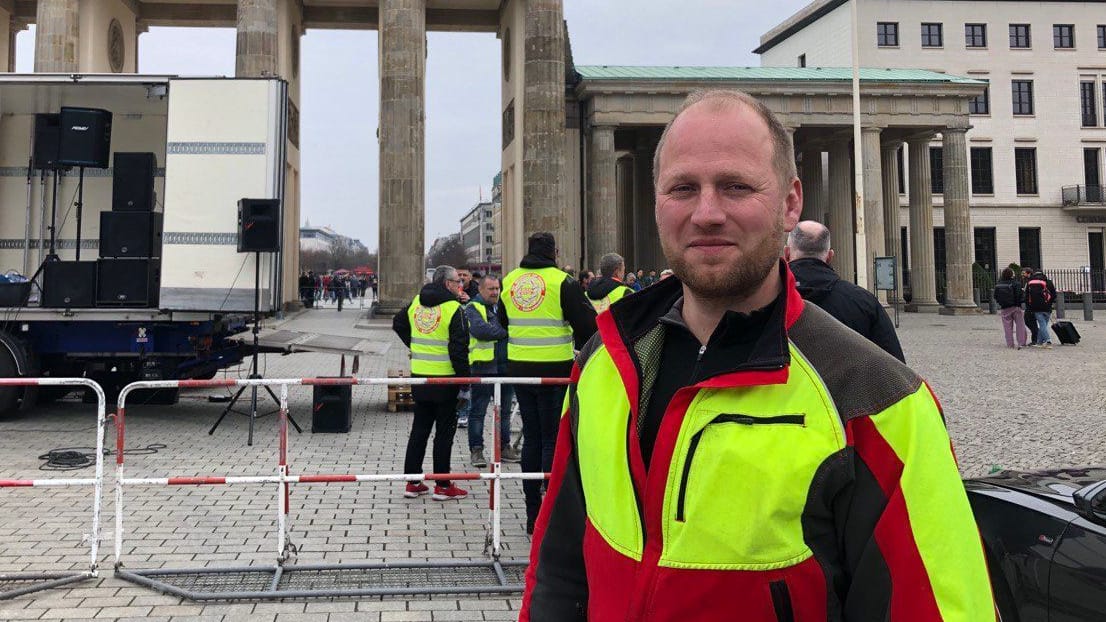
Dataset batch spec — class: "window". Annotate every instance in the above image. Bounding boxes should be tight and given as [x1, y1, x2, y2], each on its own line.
[1099, 25, 1106, 49]
[897, 146, 906, 194]
[485, 235, 494, 243]
[798, 53, 806, 68]
[484, 210, 492, 218]
[1012, 80, 1034, 115]
[1082, 81, 1099, 127]
[965, 23, 987, 48]
[1015, 148, 1038, 194]
[969, 85, 990, 115]
[1019, 227, 1042, 270]
[1053, 24, 1075, 49]
[970, 147, 994, 194]
[877, 22, 899, 46]
[930, 147, 944, 194]
[1010, 24, 1031, 48]
[921, 23, 943, 47]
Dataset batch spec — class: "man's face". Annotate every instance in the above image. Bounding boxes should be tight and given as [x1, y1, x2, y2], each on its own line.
[654, 101, 802, 300]
[458, 270, 471, 286]
[479, 278, 501, 304]
[445, 272, 462, 296]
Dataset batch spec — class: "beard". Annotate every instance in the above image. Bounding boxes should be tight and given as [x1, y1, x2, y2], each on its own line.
[663, 218, 784, 300]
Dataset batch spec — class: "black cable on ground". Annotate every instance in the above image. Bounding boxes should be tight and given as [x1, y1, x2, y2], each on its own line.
[37, 443, 167, 471]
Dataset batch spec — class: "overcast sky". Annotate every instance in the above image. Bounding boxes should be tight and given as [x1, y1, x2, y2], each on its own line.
[15, 1, 810, 251]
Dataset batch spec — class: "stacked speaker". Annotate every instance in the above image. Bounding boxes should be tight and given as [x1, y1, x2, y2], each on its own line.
[97, 152, 162, 307]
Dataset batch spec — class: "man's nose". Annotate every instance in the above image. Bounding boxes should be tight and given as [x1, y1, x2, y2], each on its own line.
[689, 187, 727, 227]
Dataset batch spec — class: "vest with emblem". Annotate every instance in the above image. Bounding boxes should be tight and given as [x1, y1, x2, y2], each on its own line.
[467, 302, 497, 365]
[590, 283, 631, 313]
[502, 266, 573, 362]
[407, 295, 462, 376]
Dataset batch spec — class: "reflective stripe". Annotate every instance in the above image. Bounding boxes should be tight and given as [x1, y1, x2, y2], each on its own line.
[411, 352, 451, 362]
[509, 335, 574, 346]
[510, 318, 570, 328]
[411, 337, 447, 347]
[472, 342, 495, 350]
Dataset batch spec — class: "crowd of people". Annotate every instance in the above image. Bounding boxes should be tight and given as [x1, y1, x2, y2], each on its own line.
[389, 88, 995, 619]
[993, 266, 1059, 348]
[298, 270, 377, 310]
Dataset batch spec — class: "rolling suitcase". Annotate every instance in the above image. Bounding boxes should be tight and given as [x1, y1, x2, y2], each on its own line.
[1051, 321, 1081, 345]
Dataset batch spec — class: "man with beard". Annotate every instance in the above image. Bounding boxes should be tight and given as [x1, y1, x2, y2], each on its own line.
[520, 90, 994, 621]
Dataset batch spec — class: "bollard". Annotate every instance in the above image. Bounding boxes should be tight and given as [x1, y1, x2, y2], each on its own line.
[1084, 293, 1094, 321]
[1056, 291, 1066, 319]
[973, 288, 981, 306]
[988, 297, 997, 314]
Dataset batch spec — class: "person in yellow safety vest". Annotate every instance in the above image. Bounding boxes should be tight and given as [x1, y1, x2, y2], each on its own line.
[497, 232, 597, 534]
[586, 252, 635, 313]
[391, 265, 471, 502]
[520, 90, 996, 621]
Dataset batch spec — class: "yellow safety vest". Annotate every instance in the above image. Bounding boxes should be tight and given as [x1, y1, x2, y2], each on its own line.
[502, 266, 574, 362]
[407, 295, 462, 376]
[467, 302, 496, 365]
[589, 283, 632, 313]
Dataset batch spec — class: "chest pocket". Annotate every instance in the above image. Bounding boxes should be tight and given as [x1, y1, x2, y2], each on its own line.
[660, 381, 843, 570]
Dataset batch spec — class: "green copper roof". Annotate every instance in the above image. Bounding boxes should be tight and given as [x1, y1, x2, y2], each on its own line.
[575, 66, 983, 84]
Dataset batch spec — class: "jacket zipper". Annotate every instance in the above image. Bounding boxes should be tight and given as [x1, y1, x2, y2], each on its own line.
[674, 413, 806, 522]
[770, 580, 795, 622]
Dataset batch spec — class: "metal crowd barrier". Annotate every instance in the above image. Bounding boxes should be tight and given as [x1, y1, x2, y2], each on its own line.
[111, 376, 568, 600]
[0, 378, 107, 600]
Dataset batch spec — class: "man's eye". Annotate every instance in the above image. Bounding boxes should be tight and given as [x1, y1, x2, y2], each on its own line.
[724, 182, 751, 193]
[669, 185, 695, 195]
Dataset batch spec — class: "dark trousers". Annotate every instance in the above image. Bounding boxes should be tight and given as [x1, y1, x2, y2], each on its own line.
[515, 384, 567, 517]
[404, 387, 459, 488]
[1024, 308, 1039, 343]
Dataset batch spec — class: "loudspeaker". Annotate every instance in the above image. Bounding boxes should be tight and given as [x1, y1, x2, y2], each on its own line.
[112, 152, 157, 211]
[32, 114, 62, 170]
[311, 383, 352, 433]
[237, 198, 281, 253]
[96, 258, 160, 307]
[58, 107, 112, 168]
[99, 211, 163, 258]
[42, 261, 97, 308]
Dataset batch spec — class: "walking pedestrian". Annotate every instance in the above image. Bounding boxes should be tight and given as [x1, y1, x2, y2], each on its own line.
[994, 267, 1027, 348]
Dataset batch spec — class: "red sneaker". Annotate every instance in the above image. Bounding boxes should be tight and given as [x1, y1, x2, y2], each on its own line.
[431, 484, 469, 501]
[404, 482, 429, 498]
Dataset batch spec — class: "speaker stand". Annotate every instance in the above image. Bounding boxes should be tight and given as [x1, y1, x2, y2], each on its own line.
[208, 251, 302, 445]
[74, 166, 85, 261]
[27, 168, 66, 303]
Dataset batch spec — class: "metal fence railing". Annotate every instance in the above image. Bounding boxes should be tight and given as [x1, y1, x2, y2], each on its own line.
[1062, 184, 1106, 206]
[903, 268, 1106, 304]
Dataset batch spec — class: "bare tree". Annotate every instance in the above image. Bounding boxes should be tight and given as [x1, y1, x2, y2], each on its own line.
[425, 234, 470, 270]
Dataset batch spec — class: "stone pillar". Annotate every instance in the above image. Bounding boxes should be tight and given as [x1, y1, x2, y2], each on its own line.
[827, 140, 855, 283]
[7, 18, 24, 73]
[377, 0, 426, 311]
[34, 0, 78, 72]
[881, 142, 904, 301]
[236, 0, 278, 77]
[800, 148, 824, 223]
[940, 127, 978, 314]
[616, 154, 635, 268]
[587, 125, 617, 269]
[635, 129, 661, 271]
[860, 127, 886, 294]
[905, 136, 940, 312]
[522, 0, 567, 244]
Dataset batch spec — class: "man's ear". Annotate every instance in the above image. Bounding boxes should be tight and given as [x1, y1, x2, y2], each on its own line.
[826, 249, 835, 265]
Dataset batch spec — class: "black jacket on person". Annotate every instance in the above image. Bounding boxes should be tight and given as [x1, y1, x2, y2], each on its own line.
[497, 253, 598, 378]
[585, 276, 634, 305]
[1025, 271, 1057, 313]
[993, 278, 1024, 309]
[392, 281, 471, 400]
[789, 257, 906, 363]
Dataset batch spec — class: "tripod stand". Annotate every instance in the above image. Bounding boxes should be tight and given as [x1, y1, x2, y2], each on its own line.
[208, 251, 302, 446]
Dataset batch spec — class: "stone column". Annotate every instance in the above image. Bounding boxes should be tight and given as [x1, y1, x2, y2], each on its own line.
[940, 126, 978, 314]
[616, 154, 635, 268]
[236, 0, 278, 77]
[860, 127, 886, 294]
[34, 0, 78, 72]
[377, 0, 426, 311]
[905, 136, 940, 312]
[587, 125, 617, 269]
[522, 0, 567, 244]
[827, 140, 854, 283]
[800, 148, 824, 223]
[634, 129, 661, 271]
[881, 142, 904, 301]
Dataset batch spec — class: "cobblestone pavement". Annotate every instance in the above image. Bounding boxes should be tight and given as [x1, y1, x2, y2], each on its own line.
[0, 306, 1103, 620]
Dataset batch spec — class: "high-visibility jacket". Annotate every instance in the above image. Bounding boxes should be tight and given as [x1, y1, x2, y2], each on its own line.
[502, 266, 574, 362]
[407, 295, 462, 376]
[467, 302, 496, 365]
[588, 283, 632, 313]
[520, 267, 995, 622]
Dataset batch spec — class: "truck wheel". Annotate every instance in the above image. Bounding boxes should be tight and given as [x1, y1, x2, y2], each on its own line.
[0, 332, 31, 417]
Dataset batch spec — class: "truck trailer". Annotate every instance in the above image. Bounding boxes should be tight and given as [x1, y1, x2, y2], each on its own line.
[0, 75, 295, 413]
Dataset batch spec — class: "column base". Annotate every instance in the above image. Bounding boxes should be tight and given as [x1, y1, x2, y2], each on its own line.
[904, 302, 942, 313]
[939, 303, 981, 316]
[373, 300, 407, 317]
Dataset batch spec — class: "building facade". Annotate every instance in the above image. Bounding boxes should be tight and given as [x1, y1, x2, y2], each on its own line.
[460, 199, 495, 268]
[757, 0, 1106, 290]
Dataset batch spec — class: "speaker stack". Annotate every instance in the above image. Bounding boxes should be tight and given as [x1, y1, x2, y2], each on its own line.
[237, 199, 282, 253]
[96, 152, 162, 307]
[311, 383, 353, 433]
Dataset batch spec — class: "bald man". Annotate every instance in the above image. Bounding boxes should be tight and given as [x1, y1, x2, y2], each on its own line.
[785, 221, 906, 362]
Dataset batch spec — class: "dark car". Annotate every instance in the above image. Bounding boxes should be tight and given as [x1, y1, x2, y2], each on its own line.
[966, 467, 1106, 621]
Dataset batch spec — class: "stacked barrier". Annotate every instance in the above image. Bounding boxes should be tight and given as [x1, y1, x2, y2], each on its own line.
[0, 378, 107, 600]
[111, 376, 568, 600]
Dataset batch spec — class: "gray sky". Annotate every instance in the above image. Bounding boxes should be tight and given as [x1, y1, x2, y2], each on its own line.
[15, 1, 810, 251]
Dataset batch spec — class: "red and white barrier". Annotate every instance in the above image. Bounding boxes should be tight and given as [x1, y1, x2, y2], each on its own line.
[0, 377, 107, 598]
[113, 376, 569, 568]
